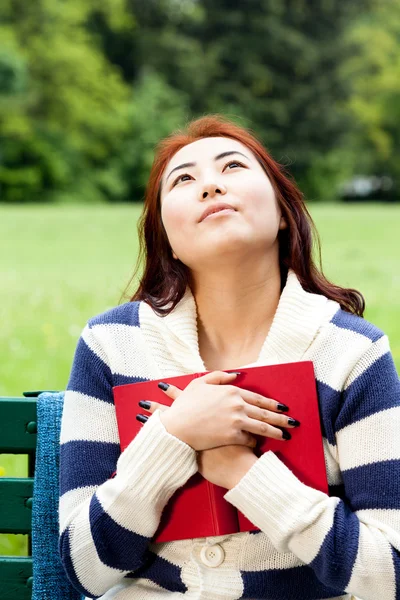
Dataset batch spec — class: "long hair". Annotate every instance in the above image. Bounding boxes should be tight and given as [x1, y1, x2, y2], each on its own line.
[121, 114, 365, 317]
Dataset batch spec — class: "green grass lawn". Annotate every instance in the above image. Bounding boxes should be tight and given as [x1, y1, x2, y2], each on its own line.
[1, 202, 399, 556]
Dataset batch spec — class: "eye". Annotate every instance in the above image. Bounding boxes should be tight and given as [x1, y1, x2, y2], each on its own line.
[223, 160, 244, 170]
[172, 173, 192, 187]
[171, 160, 245, 188]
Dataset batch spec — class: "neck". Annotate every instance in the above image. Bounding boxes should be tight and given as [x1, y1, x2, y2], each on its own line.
[190, 258, 285, 365]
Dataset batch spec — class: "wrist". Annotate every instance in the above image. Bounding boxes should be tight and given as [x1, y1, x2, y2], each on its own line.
[225, 454, 258, 490]
[159, 410, 192, 448]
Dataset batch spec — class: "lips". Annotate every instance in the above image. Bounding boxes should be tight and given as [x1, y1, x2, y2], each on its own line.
[199, 203, 236, 222]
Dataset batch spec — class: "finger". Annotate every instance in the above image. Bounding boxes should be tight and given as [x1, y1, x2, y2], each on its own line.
[138, 400, 169, 414]
[245, 404, 300, 429]
[197, 370, 241, 385]
[157, 381, 182, 399]
[157, 371, 239, 398]
[238, 388, 290, 413]
[241, 416, 292, 441]
[136, 403, 170, 424]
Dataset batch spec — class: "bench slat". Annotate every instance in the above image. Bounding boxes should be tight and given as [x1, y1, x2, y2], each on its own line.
[0, 397, 37, 453]
[0, 556, 32, 600]
[0, 478, 34, 534]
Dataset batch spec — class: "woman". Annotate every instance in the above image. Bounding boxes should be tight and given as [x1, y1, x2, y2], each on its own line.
[59, 115, 400, 600]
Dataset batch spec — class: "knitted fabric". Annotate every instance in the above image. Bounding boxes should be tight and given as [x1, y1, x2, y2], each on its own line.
[32, 391, 82, 600]
[59, 269, 400, 600]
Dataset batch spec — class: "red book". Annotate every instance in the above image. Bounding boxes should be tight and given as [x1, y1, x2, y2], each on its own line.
[113, 361, 328, 542]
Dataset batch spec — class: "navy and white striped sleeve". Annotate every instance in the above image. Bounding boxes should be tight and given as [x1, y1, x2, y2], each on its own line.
[58, 322, 198, 599]
[224, 332, 400, 600]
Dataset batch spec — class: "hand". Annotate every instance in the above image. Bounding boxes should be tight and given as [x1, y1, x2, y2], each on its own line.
[137, 393, 259, 489]
[136, 370, 299, 451]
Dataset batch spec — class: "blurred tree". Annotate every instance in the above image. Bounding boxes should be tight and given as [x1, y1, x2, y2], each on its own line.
[113, 0, 376, 200]
[341, 0, 400, 188]
[1, 0, 396, 203]
[0, 0, 131, 202]
[96, 69, 190, 202]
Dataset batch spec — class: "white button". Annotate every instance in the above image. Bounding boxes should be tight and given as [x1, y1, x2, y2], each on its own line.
[200, 544, 225, 567]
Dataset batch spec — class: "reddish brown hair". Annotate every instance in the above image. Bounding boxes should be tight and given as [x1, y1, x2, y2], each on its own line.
[122, 114, 365, 317]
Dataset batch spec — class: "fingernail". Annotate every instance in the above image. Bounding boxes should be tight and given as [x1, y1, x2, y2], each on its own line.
[158, 382, 169, 391]
[288, 418, 300, 427]
[277, 403, 289, 412]
[282, 430, 291, 440]
[228, 371, 242, 375]
[138, 400, 151, 410]
[136, 414, 149, 424]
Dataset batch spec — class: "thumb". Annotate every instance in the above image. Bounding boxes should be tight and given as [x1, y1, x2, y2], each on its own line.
[198, 370, 241, 385]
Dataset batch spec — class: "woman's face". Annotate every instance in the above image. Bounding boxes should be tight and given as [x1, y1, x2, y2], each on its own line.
[159, 136, 286, 270]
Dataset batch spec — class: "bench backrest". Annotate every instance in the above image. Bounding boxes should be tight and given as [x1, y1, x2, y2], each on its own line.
[0, 395, 37, 599]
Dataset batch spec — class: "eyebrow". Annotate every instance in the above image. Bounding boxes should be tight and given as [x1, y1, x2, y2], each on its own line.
[165, 150, 250, 184]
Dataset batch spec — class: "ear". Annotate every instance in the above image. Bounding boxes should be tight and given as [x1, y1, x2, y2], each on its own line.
[172, 252, 178, 260]
[279, 215, 288, 230]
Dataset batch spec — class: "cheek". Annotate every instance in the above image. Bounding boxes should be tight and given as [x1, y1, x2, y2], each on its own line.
[162, 200, 186, 229]
[243, 177, 280, 222]
[161, 198, 192, 249]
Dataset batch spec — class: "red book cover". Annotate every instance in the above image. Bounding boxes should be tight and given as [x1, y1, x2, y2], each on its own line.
[113, 361, 328, 542]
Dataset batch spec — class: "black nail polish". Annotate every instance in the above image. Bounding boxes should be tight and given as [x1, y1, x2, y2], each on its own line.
[138, 400, 151, 410]
[158, 382, 169, 391]
[282, 430, 291, 440]
[288, 418, 300, 427]
[136, 414, 148, 424]
[277, 403, 289, 412]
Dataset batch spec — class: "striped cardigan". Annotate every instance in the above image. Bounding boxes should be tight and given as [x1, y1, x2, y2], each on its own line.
[59, 269, 400, 600]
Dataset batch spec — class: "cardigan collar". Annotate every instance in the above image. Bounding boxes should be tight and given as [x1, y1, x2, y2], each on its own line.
[139, 269, 337, 376]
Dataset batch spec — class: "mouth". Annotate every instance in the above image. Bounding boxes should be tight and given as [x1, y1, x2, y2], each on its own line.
[201, 208, 236, 222]
[199, 204, 237, 222]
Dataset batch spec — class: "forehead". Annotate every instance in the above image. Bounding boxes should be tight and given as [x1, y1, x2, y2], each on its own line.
[162, 137, 254, 179]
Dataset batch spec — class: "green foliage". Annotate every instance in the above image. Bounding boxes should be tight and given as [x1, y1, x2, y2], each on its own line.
[0, 3, 126, 201]
[0, 0, 193, 203]
[340, 1, 400, 184]
[97, 70, 190, 202]
[0, 47, 27, 96]
[123, 0, 380, 200]
[0, 0, 399, 202]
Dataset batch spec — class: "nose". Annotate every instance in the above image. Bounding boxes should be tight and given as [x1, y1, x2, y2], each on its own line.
[201, 183, 226, 200]
[201, 179, 227, 200]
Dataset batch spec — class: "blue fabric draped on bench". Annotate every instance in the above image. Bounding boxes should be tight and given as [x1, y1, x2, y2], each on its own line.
[32, 391, 82, 600]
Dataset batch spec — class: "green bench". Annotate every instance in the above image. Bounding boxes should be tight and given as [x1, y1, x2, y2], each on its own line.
[0, 393, 39, 600]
